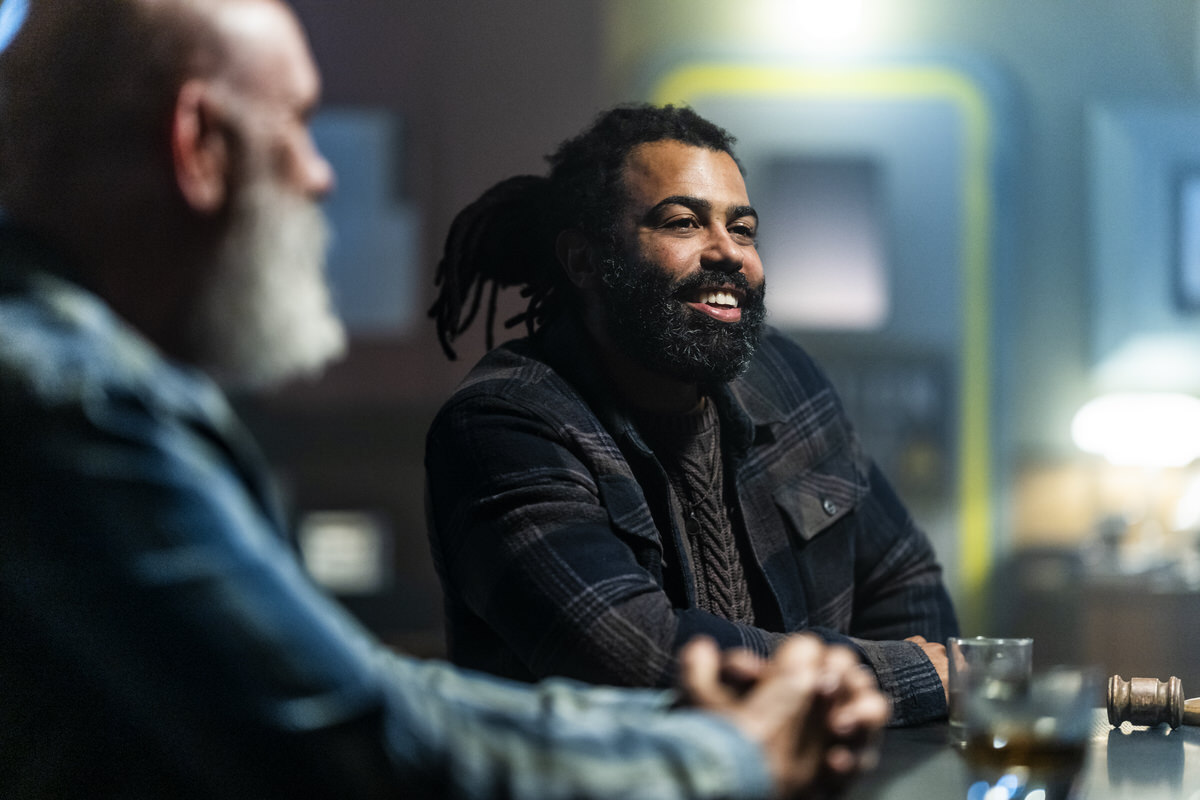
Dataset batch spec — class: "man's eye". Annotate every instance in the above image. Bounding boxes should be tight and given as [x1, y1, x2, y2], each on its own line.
[730, 224, 757, 242]
[665, 217, 698, 229]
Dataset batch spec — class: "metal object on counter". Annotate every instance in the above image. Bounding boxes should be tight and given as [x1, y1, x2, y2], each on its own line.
[1107, 675, 1200, 728]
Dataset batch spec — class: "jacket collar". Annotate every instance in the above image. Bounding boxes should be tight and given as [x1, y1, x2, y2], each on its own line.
[0, 220, 291, 538]
[535, 311, 760, 461]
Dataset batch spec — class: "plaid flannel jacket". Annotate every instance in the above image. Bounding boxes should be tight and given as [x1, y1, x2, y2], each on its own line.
[0, 227, 773, 800]
[426, 314, 959, 726]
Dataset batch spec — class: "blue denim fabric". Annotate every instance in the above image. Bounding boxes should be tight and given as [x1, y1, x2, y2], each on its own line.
[0, 227, 771, 799]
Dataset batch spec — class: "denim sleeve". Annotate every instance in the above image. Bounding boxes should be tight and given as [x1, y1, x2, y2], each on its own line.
[0, 377, 771, 799]
[375, 658, 774, 799]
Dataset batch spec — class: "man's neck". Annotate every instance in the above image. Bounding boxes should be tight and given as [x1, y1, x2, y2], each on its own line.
[26, 210, 213, 366]
[584, 326, 701, 415]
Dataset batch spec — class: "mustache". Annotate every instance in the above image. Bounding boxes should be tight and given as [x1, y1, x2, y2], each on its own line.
[668, 269, 766, 307]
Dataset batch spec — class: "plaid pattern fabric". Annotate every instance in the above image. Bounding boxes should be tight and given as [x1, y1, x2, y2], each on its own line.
[426, 314, 959, 726]
[0, 228, 772, 800]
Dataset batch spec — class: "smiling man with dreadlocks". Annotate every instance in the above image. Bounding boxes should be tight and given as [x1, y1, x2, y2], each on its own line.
[425, 103, 958, 727]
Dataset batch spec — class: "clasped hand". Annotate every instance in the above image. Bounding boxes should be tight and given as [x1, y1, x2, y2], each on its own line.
[678, 635, 890, 799]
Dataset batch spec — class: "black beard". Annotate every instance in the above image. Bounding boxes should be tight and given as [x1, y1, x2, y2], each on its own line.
[597, 252, 767, 385]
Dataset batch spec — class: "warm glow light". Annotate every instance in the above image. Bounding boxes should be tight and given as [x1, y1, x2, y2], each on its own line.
[1175, 475, 1200, 531]
[800, 0, 864, 43]
[767, 0, 870, 54]
[1071, 392, 1200, 467]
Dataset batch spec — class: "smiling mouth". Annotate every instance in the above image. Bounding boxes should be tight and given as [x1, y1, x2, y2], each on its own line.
[683, 287, 743, 309]
[681, 286, 746, 322]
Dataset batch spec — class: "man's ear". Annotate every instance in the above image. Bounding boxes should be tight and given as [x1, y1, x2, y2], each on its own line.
[556, 228, 600, 289]
[171, 79, 230, 215]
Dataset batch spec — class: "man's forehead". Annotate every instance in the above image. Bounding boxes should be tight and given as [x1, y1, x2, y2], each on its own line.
[619, 140, 750, 207]
[210, 0, 319, 102]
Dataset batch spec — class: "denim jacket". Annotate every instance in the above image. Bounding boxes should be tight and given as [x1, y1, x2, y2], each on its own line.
[0, 227, 773, 800]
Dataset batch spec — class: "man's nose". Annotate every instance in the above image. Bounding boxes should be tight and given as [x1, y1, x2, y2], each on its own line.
[703, 228, 745, 273]
[299, 129, 336, 200]
[306, 149, 336, 200]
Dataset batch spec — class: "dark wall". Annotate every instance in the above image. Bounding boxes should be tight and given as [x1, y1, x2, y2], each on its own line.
[244, 1, 608, 653]
[286, 0, 607, 402]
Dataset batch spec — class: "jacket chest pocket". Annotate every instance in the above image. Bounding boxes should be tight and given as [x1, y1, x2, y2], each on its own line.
[768, 407, 873, 556]
[772, 444, 868, 546]
[771, 450, 868, 630]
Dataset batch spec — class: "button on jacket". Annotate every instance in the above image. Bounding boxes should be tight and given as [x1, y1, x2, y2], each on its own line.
[426, 314, 959, 726]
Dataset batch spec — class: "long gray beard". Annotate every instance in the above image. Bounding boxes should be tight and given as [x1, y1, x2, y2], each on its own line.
[190, 180, 347, 391]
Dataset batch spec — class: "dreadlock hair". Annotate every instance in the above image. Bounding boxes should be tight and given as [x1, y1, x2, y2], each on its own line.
[429, 103, 740, 359]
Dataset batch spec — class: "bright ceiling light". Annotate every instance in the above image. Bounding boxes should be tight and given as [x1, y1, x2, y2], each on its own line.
[780, 0, 868, 53]
[1071, 392, 1200, 468]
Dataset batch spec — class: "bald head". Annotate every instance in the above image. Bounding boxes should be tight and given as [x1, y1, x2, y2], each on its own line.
[0, 0, 308, 227]
[202, 0, 316, 96]
[1, 1, 191, 213]
[0, 0, 344, 388]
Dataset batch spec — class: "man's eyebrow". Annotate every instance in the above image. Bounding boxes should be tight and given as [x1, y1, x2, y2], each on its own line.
[729, 204, 759, 222]
[645, 195, 710, 218]
[645, 195, 759, 222]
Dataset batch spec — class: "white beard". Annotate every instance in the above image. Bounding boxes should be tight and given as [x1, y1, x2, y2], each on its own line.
[190, 178, 347, 391]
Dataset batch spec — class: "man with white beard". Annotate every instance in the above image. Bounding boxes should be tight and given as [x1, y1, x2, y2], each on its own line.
[0, 1, 888, 798]
[190, 176, 345, 387]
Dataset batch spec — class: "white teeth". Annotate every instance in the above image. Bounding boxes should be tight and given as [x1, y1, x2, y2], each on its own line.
[699, 290, 739, 308]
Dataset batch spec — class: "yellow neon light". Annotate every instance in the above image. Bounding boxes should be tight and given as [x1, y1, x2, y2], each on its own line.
[650, 64, 994, 600]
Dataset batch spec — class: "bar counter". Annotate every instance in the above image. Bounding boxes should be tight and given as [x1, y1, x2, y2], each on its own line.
[845, 710, 1200, 799]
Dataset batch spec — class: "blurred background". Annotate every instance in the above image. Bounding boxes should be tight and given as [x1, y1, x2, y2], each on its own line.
[237, 0, 1200, 689]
